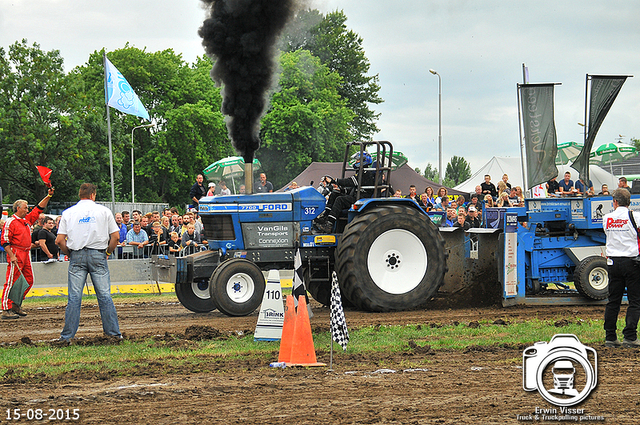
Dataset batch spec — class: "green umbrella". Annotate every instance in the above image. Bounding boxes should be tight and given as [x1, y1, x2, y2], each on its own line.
[588, 142, 637, 178]
[374, 151, 408, 170]
[555, 141, 583, 165]
[350, 151, 408, 170]
[203, 156, 261, 193]
[589, 142, 637, 165]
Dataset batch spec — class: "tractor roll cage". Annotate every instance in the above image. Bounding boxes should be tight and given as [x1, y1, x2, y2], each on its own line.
[341, 141, 393, 200]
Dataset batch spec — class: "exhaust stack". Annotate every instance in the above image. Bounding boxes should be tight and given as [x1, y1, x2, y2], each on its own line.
[245, 162, 253, 194]
[199, 0, 298, 171]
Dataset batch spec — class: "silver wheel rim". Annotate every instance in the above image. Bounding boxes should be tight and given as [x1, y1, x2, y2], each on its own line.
[588, 267, 608, 291]
[225, 272, 255, 303]
[192, 280, 210, 300]
[367, 229, 427, 294]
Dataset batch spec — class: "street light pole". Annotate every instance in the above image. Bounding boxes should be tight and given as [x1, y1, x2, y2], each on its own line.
[131, 123, 154, 204]
[429, 69, 443, 185]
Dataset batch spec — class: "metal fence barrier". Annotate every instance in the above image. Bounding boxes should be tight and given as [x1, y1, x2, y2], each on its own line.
[0, 243, 208, 264]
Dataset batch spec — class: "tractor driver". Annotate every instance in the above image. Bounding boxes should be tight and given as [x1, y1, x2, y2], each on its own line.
[314, 151, 376, 233]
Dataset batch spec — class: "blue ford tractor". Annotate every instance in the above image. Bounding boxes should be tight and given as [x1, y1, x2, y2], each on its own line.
[174, 141, 447, 316]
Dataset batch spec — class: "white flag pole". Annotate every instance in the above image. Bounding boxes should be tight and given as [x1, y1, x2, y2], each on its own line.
[103, 52, 116, 212]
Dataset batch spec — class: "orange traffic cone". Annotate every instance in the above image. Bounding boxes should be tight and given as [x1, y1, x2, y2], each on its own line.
[277, 295, 296, 363]
[287, 296, 325, 366]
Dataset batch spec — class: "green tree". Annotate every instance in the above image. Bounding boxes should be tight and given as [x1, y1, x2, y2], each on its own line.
[73, 48, 232, 206]
[422, 163, 439, 182]
[282, 9, 383, 142]
[137, 101, 232, 203]
[0, 39, 101, 203]
[258, 50, 354, 188]
[445, 156, 471, 186]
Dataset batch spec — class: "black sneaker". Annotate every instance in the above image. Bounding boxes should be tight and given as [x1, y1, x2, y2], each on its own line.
[605, 339, 622, 348]
[622, 338, 640, 348]
[314, 210, 328, 224]
[313, 221, 334, 234]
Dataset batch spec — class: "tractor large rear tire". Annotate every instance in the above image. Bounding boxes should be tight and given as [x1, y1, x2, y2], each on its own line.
[574, 256, 609, 300]
[175, 280, 216, 313]
[209, 259, 266, 317]
[335, 205, 447, 312]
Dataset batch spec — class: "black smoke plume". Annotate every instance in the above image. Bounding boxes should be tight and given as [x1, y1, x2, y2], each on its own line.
[199, 0, 298, 163]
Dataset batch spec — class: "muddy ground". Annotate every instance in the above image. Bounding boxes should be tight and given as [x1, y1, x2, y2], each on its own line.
[1, 298, 639, 424]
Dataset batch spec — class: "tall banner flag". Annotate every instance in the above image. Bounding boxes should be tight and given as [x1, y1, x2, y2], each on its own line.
[518, 84, 559, 189]
[104, 57, 150, 120]
[572, 75, 628, 183]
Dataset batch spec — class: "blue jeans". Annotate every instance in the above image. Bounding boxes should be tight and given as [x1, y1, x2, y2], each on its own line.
[60, 248, 121, 340]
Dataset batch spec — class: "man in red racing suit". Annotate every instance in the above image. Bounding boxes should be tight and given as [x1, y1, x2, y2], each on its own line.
[1, 188, 54, 319]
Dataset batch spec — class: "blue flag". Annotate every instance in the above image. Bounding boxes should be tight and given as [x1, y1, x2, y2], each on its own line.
[104, 57, 150, 120]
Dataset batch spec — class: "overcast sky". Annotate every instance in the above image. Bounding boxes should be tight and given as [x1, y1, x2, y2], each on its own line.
[2, 0, 639, 177]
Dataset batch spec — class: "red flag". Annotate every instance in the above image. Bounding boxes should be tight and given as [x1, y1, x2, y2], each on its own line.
[36, 166, 52, 188]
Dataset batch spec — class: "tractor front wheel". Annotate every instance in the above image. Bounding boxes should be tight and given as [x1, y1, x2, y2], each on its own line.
[209, 259, 266, 316]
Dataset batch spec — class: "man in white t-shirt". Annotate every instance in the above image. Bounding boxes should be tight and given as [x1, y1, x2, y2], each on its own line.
[55, 183, 121, 342]
[602, 189, 640, 348]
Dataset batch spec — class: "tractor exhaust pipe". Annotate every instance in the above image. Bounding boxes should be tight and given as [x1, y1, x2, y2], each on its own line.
[245, 162, 253, 194]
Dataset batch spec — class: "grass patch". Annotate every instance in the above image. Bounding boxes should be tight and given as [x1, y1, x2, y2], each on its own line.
[0, 317, 612, 380]
[315, 318, 605, 352]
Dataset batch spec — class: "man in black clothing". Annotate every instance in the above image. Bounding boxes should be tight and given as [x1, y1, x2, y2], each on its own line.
[121, 210, 132, 231]
[453, 212, 470, 230]
[404, 184, 425, 206]
[501, 174, 512, 190]
[38, 216, 59, 261]
[602, 189, 640, 348]
[189, 174, 207, 206]
[465, 206, 482, 228]
[546, 176, 560, 195]
[480, 175, 497, 198]
[255, 173, 274, 193]
[314, 151, 376, 233]
[618, 177, 631, 192]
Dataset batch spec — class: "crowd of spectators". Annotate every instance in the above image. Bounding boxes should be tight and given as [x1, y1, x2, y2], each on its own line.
[1, 205, 210, 263]
[117, 207, 208, 259]
[545, 171, 627, 197]
[387, 183, 486, 230]
[385, 173, 534, 230]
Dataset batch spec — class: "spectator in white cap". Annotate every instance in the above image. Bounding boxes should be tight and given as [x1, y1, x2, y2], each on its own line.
[465, 205, 481, 228]
[206, 182, 216, 197]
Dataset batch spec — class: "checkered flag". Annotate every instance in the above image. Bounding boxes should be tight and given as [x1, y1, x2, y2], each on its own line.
[293, 248, 313, 317]
[330, 271, 349, 351]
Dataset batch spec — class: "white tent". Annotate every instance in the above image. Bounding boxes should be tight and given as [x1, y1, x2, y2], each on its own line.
[454, 156, 619, 194]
